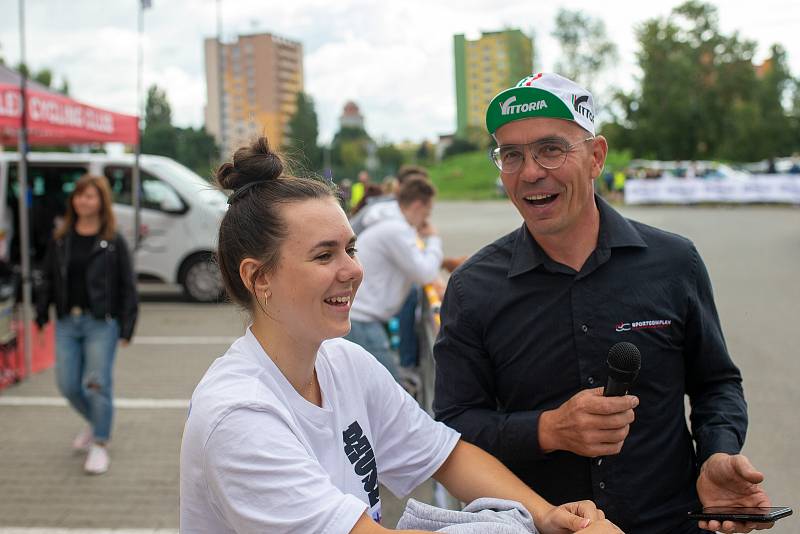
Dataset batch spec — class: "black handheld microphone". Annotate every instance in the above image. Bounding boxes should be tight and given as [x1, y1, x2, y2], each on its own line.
[604, 342, 641, 397]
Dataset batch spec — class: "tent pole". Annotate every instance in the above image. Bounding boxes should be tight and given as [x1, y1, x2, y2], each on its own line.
[132, 1, 144, 256]
[17, 0, 32, 377]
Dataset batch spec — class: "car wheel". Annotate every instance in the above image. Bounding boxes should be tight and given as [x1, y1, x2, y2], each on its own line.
[182, 254, 223, 303]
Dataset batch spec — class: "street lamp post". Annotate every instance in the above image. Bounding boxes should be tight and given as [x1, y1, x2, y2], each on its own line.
[216, 0, 226, 159]
[16, 0, 33, 377]
[133, 0, 151, 256]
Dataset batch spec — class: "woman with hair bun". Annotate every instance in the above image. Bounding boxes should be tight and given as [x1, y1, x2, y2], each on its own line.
[179, 137, 621, 534]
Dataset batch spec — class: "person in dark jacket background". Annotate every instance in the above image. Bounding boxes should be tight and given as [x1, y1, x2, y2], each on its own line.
[36, 174, 138, 475]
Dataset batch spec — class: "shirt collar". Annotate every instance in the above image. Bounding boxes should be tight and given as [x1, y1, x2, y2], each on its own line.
[508, 195, 647, 278]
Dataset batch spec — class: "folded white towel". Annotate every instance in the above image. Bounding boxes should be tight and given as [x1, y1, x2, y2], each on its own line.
[396, 497, 538, 533]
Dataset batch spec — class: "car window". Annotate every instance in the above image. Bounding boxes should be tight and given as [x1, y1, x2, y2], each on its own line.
[7, 163, 88, 263]
[142, 175, 185, 212]
[104, 165, 186, 213]
[8, 163, 88, 201]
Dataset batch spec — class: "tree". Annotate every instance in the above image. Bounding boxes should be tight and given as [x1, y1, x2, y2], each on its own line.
[610, 1, 795, 162]
[416, 141, 433, 165]
[443, 137, 478, 159]
[176, 126, 219, 179]
[285, 92, 322, 173]
[552, 9, 617, 91]
[330, 126, 373, 179]
[142, 85, 178, 158]
[748, 45, 794, 160]
[790, 78, 800, 153]
[377, 143, 406, 175]
[139, 86, 218, 174]
[14, 63, 69, 95]
[144, 85, 173, 128]
[32, 68, 52, 88]
[464, 125, 493, 151]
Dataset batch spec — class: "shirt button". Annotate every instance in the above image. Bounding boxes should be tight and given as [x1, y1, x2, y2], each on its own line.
[599, 482, 606, 489]
[581, 324, 588, 333]
[597, 458, 603, 466]
[587, 376, 595, 385]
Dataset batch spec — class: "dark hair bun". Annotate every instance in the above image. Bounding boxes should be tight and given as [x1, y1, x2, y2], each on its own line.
[216, 136, 284, 191]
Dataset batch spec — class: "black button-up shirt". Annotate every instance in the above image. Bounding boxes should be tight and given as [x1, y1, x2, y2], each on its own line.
[433, 197, 746, 534]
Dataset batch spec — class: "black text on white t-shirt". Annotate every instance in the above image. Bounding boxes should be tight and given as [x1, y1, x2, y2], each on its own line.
[342, 420, 380, 507]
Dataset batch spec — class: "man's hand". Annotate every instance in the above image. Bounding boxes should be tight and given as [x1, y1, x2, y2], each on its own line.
[697, 453, 773, 533]
[538, 387, 638, 457]
[537, 500, 624, 533]
[441, 255, 468, 273]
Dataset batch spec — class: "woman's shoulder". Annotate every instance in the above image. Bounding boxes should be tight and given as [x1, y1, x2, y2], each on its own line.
[195, 339, 286, 403]
[187, 353, 292, 440]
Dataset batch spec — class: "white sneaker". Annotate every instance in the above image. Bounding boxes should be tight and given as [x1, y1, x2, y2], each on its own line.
[72, 427, 93, 452]
[84, 444, 110, 475]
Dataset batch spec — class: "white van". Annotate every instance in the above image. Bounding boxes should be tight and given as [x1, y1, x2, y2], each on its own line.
[0, 152, 228, 302]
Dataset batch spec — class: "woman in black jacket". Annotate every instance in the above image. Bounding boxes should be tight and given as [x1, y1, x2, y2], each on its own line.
[36, 174, 138, 475]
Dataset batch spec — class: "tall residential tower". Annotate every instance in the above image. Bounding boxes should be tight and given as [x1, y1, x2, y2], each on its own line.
[204, 32, 303, 157]
[453, 30, 533, 137]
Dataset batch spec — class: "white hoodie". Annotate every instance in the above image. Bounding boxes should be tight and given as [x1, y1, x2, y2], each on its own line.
[350, 211, 442, 322]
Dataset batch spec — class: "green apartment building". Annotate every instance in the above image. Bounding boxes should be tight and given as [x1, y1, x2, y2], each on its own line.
[454, 30, 534, 137]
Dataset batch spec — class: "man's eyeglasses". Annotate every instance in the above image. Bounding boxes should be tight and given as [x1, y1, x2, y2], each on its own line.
[489, 136, 595, 173]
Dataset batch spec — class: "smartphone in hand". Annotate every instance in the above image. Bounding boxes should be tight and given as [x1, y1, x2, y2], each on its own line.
[687, 506, 792, 523]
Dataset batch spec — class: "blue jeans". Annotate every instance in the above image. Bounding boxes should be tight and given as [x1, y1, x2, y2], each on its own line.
[345, 320, 399, 379]
[397, 287, 419, 368]
[55, 315, 120, 442]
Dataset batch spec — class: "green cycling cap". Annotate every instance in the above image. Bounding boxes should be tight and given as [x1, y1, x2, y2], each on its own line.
[486, 72, 595, 135]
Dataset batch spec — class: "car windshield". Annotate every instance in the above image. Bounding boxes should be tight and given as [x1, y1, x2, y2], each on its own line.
[144, 157, 229, 207]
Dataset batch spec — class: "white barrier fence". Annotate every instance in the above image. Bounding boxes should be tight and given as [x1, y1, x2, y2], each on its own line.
[624, 175, 800, 205]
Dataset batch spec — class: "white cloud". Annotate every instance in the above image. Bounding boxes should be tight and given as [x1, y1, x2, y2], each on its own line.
[0, 0, 797, 144]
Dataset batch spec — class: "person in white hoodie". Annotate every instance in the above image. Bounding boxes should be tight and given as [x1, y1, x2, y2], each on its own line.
[345, 177, 442, 378]
[350, 166, 429, 235]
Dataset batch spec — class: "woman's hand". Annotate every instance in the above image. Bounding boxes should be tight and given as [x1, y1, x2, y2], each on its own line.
[577, 518, 624, 533]
[536, 500, 619, 533]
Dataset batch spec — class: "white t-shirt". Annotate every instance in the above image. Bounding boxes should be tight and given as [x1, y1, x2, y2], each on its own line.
[180, 329, 460, 534]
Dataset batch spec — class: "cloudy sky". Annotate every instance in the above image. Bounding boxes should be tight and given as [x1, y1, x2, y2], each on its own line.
[1, 0, 798, 144]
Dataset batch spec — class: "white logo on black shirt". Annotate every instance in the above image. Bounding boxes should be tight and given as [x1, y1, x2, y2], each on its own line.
[615, 319, 672, 332]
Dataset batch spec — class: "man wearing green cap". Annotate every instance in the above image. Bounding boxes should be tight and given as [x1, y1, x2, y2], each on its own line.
[434, 73, 772, 533]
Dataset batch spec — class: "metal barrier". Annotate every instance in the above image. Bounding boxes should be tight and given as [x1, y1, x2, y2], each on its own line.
[416, 283, 440, 415]
[417, 282, 461, 510]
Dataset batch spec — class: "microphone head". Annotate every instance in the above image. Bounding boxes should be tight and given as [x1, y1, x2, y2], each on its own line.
[607, 342, 641, 374]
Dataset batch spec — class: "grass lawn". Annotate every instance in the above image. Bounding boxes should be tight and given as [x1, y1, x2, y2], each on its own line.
[428, 151, 501, 200]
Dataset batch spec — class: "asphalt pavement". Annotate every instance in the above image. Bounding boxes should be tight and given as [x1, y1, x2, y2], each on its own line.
[0, 201, 797, 532]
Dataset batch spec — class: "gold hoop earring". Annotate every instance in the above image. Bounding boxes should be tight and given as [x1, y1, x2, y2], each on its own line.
[264, 292, 270, 310]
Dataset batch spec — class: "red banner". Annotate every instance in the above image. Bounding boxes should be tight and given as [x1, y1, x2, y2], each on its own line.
[0, 83, 139, 146]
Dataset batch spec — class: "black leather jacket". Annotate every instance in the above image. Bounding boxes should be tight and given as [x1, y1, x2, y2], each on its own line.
[36, 231, 139, 341]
